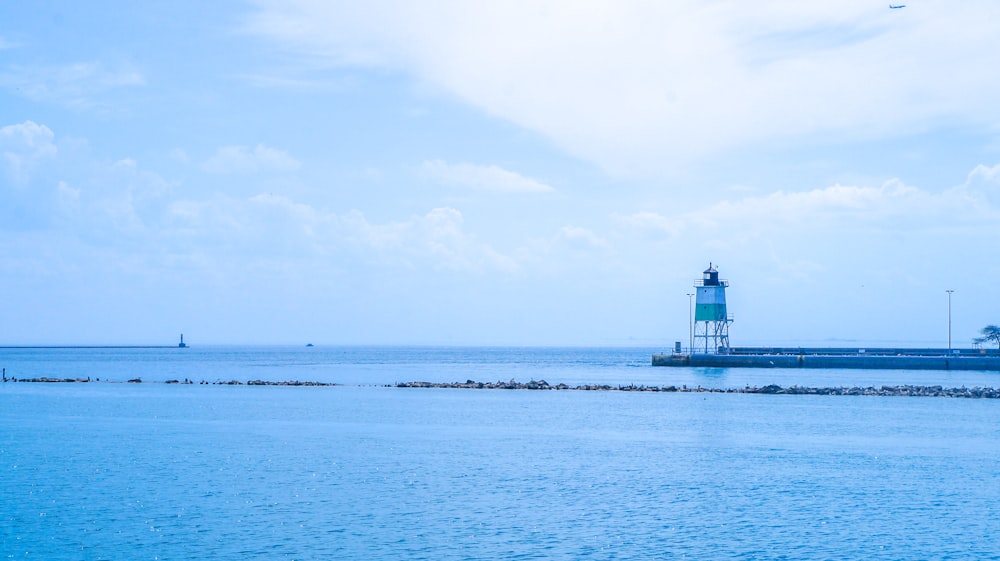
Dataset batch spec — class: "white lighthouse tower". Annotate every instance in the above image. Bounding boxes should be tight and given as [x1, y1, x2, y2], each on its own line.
[693, 263, 733, 353]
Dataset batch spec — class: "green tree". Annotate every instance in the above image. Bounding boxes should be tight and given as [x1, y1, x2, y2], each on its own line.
[974, 325, 1000, 349]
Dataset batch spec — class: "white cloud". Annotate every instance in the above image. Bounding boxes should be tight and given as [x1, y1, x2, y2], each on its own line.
[640, 177, 993, 267]
[0, 120, 58, 184]
[599, 166, 1000, 277]
[246, 1, 1000, 175]
[595, 172, 999, 285]
[690, 179, 989, 233]
[169, 148, 190, 164]
[62, 158, 175, 236]
[202, 144, 302, 174]
[107, 158, 174, 198]
[967, 163, 1000, 185]
[56, 181, 81, 213]
[167, 194, 519, 274]
[964, 163, 1000, 206]
[345, 206, 520, 273]
[555, 225, 608, 249]
[421, 159, 554, 193]
[612, 211, 679, 239]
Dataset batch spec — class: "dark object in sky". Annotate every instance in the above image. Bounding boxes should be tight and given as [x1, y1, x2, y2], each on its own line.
[889, 4, 906, 8]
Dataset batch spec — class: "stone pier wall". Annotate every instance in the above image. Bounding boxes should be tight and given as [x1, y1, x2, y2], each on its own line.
[652, 353, 1000, 371]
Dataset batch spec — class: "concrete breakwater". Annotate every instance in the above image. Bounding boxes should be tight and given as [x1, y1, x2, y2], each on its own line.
[395, 380, 1000, 398]
[2, 377, 336, 386]
[653, 353, 1000, 371]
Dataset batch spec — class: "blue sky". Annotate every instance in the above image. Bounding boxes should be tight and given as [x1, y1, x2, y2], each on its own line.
[2, 1, 999, 346]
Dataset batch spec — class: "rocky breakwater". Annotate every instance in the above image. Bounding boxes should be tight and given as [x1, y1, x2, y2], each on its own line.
[246, 380, 337, 386]
[6, 376, 92, 383]
[195, 380, 338, 386]
[749, 384, 1000, 398]
[395, 380, 1000, 399]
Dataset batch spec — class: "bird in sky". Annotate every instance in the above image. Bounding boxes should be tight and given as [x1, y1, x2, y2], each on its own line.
[889, 4, 906, 8]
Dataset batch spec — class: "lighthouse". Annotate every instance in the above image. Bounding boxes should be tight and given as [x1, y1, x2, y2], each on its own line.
[693, 263, 733, 353]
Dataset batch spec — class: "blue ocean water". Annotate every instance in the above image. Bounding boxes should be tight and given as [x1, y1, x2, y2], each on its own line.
[2, 346, 1000, 560]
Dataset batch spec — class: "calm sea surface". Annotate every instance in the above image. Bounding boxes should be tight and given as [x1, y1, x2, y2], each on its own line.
[2, 346, 999, 560]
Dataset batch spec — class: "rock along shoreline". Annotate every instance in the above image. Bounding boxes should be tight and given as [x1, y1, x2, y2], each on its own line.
[6, 376, 1000, 398]
[395, 380, 1000, 399]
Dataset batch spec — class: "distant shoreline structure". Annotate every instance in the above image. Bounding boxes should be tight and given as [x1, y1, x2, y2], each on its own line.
[0, 345, 184, 349]
[0, 334, 190, 350]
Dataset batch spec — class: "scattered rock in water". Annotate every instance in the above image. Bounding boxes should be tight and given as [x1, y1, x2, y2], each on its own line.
[14, 377, 89, 383]
[393, 381, 1000, 399]
[247, 380, 336, 386]
[7, 376, 997, 399]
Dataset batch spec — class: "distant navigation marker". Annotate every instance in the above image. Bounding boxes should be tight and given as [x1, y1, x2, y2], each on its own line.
[178, 334, 187, 348]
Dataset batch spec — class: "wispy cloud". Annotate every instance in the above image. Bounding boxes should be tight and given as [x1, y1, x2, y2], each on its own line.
[421, 160, 553, 193]
[0, 61, 144, 108]
[168, 194, 519, 274]
[336, 206, 520, 274]
[687, 179, 990, 233]
[601, 172, 1000, 279]
[611, 211, 679, 239]
[246, 1, 1000, 175]
[555, 225, 608, 249]
[235, 72, 356, 92]
[202, 144, 301, 174]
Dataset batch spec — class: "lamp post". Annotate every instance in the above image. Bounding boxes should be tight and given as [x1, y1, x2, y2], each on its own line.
[686, 293, 695, 353]
[946, 289, 954, 351]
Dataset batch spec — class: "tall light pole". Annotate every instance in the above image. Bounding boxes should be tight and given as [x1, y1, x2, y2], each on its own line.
[946, 289, 954, 351]
[686, 293, 695, 353]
